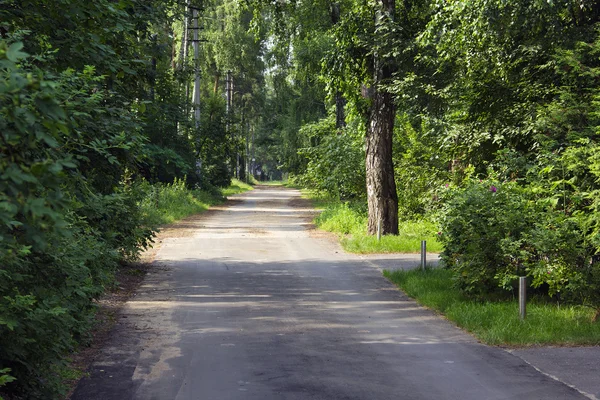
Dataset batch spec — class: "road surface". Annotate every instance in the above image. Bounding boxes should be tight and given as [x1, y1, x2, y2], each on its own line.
[72, 186, 584, 400]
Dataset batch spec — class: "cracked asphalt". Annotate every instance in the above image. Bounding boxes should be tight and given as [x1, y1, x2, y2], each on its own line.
[72, 186, 589, 400]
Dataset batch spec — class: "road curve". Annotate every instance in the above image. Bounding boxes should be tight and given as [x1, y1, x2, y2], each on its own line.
[72, 186, 584, 400]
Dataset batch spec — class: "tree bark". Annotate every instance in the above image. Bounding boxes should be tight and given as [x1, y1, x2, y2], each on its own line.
[366, 0, 398, 235]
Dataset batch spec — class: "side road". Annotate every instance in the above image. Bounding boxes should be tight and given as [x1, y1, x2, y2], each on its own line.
[72, 186, 599, 400]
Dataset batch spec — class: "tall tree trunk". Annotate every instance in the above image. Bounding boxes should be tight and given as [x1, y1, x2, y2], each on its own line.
[213, 71, 220, 94]
[366, 0, 398, 235]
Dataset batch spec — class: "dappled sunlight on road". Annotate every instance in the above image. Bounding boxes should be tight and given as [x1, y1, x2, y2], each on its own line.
[72, 186, 577, 400]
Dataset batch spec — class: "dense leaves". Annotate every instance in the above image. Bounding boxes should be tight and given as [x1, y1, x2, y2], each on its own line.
[253, 0, 600, 315]
[4, 0, 600, 397]
[0, 0, 240, 397]
[0, 40, 143, 399]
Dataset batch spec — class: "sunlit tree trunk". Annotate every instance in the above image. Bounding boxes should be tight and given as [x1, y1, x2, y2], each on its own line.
[366, 0, 398, 235]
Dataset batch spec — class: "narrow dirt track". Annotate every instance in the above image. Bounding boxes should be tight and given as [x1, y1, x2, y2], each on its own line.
[72, 186, 584, 400]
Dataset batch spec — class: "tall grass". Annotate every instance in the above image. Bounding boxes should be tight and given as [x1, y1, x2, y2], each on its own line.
[309, 195, 442, 253]
[222, 179, 254, 197]
[140, 178, 252, 227]
[384, 268, 600, 345]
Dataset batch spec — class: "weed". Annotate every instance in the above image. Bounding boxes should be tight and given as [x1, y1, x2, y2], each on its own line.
[307, 193, 442, 253]
[384, 268, 600, 345]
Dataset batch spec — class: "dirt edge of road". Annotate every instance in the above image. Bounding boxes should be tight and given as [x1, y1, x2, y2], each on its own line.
[63, 199, 245, 399]
[64, 187, 327, 399]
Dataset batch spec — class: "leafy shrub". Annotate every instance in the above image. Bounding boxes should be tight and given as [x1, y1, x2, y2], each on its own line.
[438, 177, 599, 314]
[314, 201, 367, 235]
[393, 114, 449, 219]
[438, 179, 536, 295]
[297, 117, 366, 200]
[0, 41, 155, 398]
[138, 177, 221, 227]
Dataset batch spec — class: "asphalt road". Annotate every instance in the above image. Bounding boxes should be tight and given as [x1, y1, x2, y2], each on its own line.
[72, 186, 585, 400]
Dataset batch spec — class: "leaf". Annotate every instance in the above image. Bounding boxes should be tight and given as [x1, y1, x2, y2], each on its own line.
[6, 42, 28, 62]
[1, 166, 38, 185]
[0, 317, 18, 331]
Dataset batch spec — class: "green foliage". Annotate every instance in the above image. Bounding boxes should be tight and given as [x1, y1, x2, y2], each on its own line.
[438, 179, 535, 295]
[297, 117, 365, 200]
[384, 268, 600, 345]
[393, 113, 449, 219]
[438, 177, 600, 311]
[196, 94, 232, 188]
[0, 368, 16, 399]
[0, 39, 158, 398]
[221, 178, 254, 197]
[139, 178, 217, 227]
[311, 194, 441, 253]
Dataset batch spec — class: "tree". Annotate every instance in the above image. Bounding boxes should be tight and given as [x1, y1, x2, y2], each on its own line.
[365, 0, 399, 235]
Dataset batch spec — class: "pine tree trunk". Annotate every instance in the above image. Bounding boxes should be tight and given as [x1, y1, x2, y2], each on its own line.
[366, 0, 398, 235]
[366, 89, 398, 235]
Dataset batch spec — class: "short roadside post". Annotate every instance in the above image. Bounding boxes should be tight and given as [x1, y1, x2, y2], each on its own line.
[420, 240, 426, 270]
[519, 276, 527, 320]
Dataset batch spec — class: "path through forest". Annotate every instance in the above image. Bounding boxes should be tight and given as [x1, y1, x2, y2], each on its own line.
[72, 186, 586, 400]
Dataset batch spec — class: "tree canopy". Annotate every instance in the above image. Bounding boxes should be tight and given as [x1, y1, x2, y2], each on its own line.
[3, 0, 600, 397]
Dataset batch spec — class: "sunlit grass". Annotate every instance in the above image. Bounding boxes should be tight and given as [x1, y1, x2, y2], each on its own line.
[140, 178, 253, 227]
[307, 194, 442, 253]
[222, 178, 254, 197]
[257, 180, 288, 186]
[342, 221, 443, 253]
[384, 268, 600, 345]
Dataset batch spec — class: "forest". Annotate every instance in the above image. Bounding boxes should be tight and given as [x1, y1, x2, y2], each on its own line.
[1, 0, 600, 398]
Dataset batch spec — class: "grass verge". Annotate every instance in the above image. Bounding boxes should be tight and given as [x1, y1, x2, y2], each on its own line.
[64, 179, 253, 398]
[383, 268, 600, 346]
[140, 178, 253, 227]
[306, 192, 442, 253]
[222, 178, 254, 197]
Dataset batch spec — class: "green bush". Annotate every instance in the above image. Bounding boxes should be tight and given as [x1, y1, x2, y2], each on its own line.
[0, 40, 155, 398]
[438, 177, 599, 314]
[314, 201, 366, 235]
[297, 118, 366, 200]
[138, 177, 219, 227]
[438, 179, 535, 295]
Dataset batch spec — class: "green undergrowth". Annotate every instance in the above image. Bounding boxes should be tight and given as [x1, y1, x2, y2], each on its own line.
[222, 179, 254, 197]
[384, 268, 600, 346]
[140, 178, 253, 227]
[306, 192, 442, 253]
[258, 180, 287, 186]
